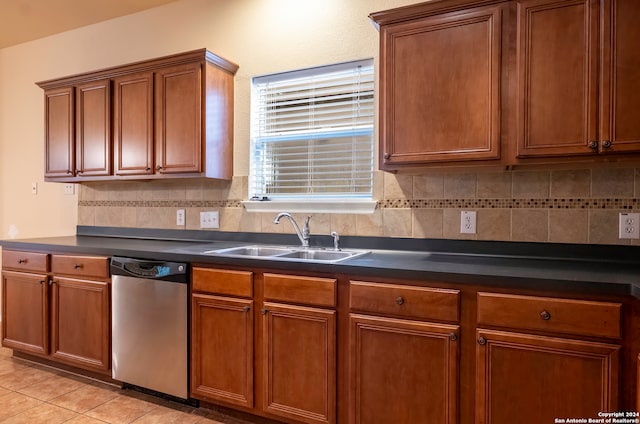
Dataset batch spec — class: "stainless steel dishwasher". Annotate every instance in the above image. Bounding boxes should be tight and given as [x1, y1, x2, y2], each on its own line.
[110, 257, 188, 400]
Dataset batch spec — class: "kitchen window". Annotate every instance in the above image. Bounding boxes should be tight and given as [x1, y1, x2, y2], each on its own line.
[245, 59, 375, 214]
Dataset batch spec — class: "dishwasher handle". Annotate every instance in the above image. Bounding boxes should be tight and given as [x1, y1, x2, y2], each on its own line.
[110, 257, 188, 283]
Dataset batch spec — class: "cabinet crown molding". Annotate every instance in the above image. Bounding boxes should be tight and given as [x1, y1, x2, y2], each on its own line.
[36, 48, 238, 90]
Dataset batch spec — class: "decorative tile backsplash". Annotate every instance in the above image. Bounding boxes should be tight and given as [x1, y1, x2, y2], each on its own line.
[78, 168, 640, 246]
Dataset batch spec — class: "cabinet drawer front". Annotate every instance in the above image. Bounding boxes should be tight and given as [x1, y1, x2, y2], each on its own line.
[192, 268, 253, 298]
[51, 255, 109, 279]
[477, 292, 622, 339]
[2, 250, 49, 272]
[350, 281, 460, 322]
[263, 273, 336, 307]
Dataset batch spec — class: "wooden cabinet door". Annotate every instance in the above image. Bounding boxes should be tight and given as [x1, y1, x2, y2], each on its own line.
[1, 271, 49, 355]
[476, 329, 620, 424]
[155, 62, 202, 175]
[114, 72, 154, 176]
[516, 0, 598, 157]
[191, 294, 254, 408]
[262, 302, 336, 424]
[379, 5, 502, 168]
[350, 314, 459, 424]
[50, 277, 110, 373]
[599, 0, 640, 153]
[75, 79, 111, 177]
[44, 87, 75, 178]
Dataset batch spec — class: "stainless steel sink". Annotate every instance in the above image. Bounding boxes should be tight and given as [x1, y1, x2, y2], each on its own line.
[206, 245, 369, 263]
[206, 246, 294, 256]
[278, 250, 357, 261]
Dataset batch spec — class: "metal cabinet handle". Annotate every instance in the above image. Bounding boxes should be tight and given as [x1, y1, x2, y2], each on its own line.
[449, 333, 458, 341]
[478, 336, 487, 345]
[383, 153, 391, 160]
[74, 263, 83, 269]
[156, 165, 163, 171]
[602, 140, 612, 149]
[588, 141, 598, 150]
[261, 308, 268, 315]
[242, 306, 250, 312]
[540, 310, 551, 321]
[18, 259, 27, 264]
[395, 296, 405, 305]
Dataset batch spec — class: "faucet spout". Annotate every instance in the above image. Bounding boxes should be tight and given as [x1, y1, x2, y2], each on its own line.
[273, 212, 312, 247]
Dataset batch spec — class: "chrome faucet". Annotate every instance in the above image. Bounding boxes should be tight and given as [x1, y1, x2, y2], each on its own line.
[273, 213, 312, 248]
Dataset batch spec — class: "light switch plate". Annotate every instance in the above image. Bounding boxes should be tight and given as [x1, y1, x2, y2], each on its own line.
[200, 211, 219, 229]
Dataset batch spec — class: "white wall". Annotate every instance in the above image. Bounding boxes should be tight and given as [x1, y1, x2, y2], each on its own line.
[0, 0, 417, 239]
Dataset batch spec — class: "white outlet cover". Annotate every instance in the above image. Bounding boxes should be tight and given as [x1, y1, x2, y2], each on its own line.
[619, 212, 640, 239]
[460, 210, 477, 234]
[176, 209, 185, 226]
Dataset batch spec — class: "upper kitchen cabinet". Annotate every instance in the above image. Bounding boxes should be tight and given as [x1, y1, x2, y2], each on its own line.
[370, 1, 510, 171]
[37, 49, 238, 182]
[515, 0, 640, 159]
[44, 78, 111, 179]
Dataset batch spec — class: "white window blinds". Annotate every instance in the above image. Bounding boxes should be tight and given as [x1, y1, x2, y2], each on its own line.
[250, 59, 374, 200]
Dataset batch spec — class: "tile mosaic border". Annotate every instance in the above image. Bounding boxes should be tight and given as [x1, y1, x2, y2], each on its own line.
[79, 198, 640, 210]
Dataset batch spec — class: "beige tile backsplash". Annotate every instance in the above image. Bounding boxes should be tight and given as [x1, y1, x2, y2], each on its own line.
[78, 167, 640, 245]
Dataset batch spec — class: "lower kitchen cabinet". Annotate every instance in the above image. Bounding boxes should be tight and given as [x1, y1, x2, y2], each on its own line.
[2, 270, 49, 355]
[191, 267, 336, 424]
[348, 281, 460, 424]
[1, 250, 111, 375]
[475, 292, 623, 424]
[350, 314, 459, 424]
[475, 329, 620, 424]
[50, 276, 110, 372]
[262, 302, 336, 424]
[191, 293, 254, 408]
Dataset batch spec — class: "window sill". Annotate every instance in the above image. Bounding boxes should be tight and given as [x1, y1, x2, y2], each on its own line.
[242, 199, 377, 214]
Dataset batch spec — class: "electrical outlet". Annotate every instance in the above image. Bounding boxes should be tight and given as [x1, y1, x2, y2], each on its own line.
[460, 210, 477, 234]
[176, 209, 185, 226]
[619, 212, 640, 239]
[31, 182, 37, 195]
[63, 184, 75, 195]
[200, 211, 219, 229]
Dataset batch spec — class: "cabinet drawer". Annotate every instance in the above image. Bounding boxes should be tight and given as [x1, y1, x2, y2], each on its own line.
[192, 267, 253, 298]
[51, 255, 110, 279]
[263, 273, 336, 308]
[350, 281, 460, 322]
[2, 250, 49, 272]
[477, 292, 622, 339]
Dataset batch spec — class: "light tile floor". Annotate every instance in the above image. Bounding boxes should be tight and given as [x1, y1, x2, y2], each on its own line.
[0, 343, 253, 424]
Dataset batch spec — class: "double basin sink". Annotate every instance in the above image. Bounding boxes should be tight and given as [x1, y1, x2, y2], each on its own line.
[203, 245, 369, 263]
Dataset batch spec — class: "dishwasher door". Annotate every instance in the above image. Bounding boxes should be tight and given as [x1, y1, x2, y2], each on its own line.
[111, 273, 188, 399]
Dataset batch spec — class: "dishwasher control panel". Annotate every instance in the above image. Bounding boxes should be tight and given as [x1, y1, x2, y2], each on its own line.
[110, 257, 188, 282]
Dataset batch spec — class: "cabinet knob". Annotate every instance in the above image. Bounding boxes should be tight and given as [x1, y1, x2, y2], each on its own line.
[383, 153, 391, 160]
[602, 140, 612, 149]
[539, 310, 551, 321]
[449, 333, 458, 341]
[48, 279, 54, 286]
[242, 306, 250, 312]
[478, 336, 487, 345]
[395, 296, 405, 305]
[261, 308, 268, 315]
[66, 170, 73, 174]
[77, 169, 84, 174]
[588, 141, 598, 150]
[156, 165, 163, 171]
[18, 259, 27, 264]
[74, 263, 83, 269]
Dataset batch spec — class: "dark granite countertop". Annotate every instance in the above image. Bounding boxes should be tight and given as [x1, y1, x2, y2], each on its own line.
[1, 226, 639, 298]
